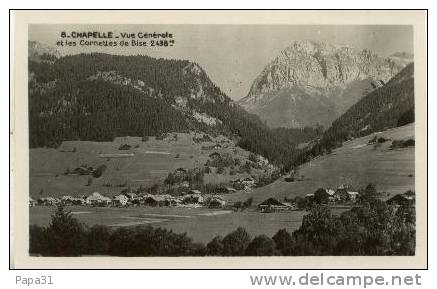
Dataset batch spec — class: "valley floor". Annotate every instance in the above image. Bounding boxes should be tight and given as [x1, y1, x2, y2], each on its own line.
[29, 124, 415, 242]
[30, 205, 308, 243]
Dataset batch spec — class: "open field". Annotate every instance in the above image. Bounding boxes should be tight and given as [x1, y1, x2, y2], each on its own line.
[30, 206, 307, 243]
[226, 123, 415, 204]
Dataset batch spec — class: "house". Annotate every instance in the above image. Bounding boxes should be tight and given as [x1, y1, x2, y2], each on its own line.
[72, 197, 85, 205]
[38, 197, 59, 206]
[242, 177, 256, 187]
[61, 195, 75, 205]
[175, 168, 187, 174]
[166, 196, 183, 207]
[231, 179, 246, 190]
[123, 192, 138, 200]
[334, 188, 349, 202]
[338, 183, 352, 190]
[326, 188, 336, 202]
[213, 186, 232, 194]
[207, 196, 226, 208]
[143, 195, 159, 206]
[29, 197, 37, 207]
[305, 193, 314, 199]
[143, 195, 172, 207]
[112, 194, 129, 206]
[61, 195, 85, 205]
[180, 181, 190, 189]
[174, 168, 187, 177]
[258, 197, 286, 207]
[326, 188, 335, 196]
[86, 192, 111, 206]
[347, 191, 360, 203]
[386, 192, 415, 206]
[159, 194, 174, 206]
[232, 177, 256, 190]
[183, 192, 204, 204]
[143, 195, 163, 207]
[184, 194, 204, 204]
[258, 198, 290, 212]
[209, 194, 225, 201]
[282, 202, 297, 210]
[118, 144, 131, 150]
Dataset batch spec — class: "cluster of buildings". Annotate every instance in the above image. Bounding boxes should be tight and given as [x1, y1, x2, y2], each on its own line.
[257, 197, 296, 213]
[305, 185, 360, 204]
[231, 177, 256, 191]
[256, 185, 416, 213]
[256, 185, 362, 213]
[29, 190, 227, 209]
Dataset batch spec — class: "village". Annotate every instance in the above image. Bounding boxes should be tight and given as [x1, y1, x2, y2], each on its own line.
[29, 178, 415, 214]
[30, 190, 226, 209]
[28, 135, 416, 214]
[29, 174, 256, 210]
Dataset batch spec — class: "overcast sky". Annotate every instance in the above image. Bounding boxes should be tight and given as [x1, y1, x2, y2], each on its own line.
[29, 25, 413, 100]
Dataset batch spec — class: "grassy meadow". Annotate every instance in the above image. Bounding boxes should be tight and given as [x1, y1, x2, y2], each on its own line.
[225, 123, 415, 204]
[30, 133, 256, 198]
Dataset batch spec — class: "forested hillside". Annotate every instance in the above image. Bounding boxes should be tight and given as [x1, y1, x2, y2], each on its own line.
[294, 63, 414, 164]
[29, 48, 320, 168]
[328, 63, 414, 136]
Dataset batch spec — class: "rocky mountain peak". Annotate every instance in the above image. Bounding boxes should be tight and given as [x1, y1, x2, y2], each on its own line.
[239, 41, 413, 128]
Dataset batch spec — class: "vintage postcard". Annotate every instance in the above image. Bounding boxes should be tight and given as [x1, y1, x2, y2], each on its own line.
[10, 10, 427, 269]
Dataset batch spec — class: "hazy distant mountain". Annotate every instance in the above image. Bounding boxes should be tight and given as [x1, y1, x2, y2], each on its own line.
[28, 40, 61, 62]
[389, 52, 414, 67]
[239, 40, 413, 128]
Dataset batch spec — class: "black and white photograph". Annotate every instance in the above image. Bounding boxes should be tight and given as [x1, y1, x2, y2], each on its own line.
[10, 10, 427, 269]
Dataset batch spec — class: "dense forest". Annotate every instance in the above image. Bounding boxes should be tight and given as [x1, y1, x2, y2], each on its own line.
[29, 51, 320, 168]
[29, 80, 190, 147]
[293, 63, 415, 165]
